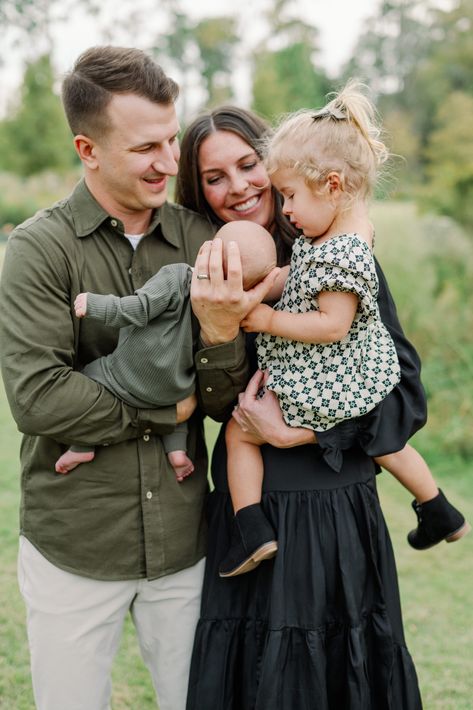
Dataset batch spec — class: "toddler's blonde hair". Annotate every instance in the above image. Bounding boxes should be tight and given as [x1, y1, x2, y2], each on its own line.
[264, 80, 389, 201]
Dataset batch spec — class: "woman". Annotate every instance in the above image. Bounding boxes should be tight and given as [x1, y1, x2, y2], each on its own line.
[176, 106, 425, 709]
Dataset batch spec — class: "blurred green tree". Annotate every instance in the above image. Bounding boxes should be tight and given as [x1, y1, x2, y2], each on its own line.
[251, 0, 329, 118]
[252, 42, 329, 118]
[382, 108, 422, 195]
[151, 1, 197, 120]
[0, 54, 76, 176]
[343, 0, 432, 102]
[422, 91, 473, 227]
[409, 0, 473, 146]
[193, 17, 238, 106]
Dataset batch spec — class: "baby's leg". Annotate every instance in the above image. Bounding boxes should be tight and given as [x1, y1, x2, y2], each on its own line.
[167, 450, 194, 483]
[375, 443, 438, 502]
[162, 426, 193, 483]
[55, 447, 95, 474]
[225, 417, 265, 513]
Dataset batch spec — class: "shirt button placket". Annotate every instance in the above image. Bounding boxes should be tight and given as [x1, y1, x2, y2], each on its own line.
[140, 431, 161, 577]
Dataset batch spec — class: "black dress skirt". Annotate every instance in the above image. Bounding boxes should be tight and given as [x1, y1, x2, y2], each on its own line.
[187, 261, 425, 710]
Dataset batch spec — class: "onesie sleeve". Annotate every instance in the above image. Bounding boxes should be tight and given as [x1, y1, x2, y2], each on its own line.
[86, 264, 191, 329]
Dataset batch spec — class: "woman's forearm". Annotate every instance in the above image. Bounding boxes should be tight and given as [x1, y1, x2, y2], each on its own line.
[270, 423, 316, 449]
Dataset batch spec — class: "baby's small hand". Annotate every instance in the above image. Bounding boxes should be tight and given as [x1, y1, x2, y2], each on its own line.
[241, 304, 274, 333]
[74, 293, 88, 318]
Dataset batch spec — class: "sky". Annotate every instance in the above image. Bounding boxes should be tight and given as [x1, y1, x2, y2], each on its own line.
[1, 0, 380, 116]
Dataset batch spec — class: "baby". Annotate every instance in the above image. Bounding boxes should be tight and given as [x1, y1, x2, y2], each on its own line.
[55, 221, 277, 481]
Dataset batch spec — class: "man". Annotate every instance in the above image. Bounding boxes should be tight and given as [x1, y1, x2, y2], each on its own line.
[0, 46, 274, 710]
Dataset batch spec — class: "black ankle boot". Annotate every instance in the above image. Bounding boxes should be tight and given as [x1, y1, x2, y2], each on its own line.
[407, 489, 471, 550]
[219, 503, 278, 578]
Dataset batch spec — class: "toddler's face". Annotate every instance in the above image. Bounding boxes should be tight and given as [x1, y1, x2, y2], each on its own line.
[271, 168, 336, 240]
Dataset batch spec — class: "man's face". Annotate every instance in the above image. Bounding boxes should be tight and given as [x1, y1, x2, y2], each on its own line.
[90, 93, 180, 218]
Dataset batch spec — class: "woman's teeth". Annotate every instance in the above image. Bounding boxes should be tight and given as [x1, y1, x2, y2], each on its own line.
[233, 196, 258, 212]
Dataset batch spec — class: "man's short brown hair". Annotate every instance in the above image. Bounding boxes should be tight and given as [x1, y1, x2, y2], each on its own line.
[62, 46, 179, 138]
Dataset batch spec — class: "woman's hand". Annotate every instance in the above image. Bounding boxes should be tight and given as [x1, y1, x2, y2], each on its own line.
[191, 239, 279, 346]
[232, 370, 316, 448]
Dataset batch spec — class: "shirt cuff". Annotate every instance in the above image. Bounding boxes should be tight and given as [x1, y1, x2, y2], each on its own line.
[195, 331, 246, 369]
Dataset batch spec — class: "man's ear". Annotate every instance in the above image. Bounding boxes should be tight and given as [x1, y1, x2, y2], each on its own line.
[73, 135, 99, 169]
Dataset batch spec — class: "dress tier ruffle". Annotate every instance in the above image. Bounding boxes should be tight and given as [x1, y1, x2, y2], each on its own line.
[187, 438, 422, 710]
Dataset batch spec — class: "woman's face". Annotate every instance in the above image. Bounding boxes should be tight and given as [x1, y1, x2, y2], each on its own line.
[198, 130, 274, 229]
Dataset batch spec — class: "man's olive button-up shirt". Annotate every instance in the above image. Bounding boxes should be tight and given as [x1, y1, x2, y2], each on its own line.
[0, 179, 248, 580]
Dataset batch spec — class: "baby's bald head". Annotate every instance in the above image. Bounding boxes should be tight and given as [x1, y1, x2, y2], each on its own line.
[215, 221, 277, 290]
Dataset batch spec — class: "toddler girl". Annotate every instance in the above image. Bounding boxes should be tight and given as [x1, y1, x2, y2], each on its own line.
[220, 81, 470, 578]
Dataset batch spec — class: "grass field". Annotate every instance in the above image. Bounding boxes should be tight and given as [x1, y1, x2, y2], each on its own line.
[0, 203, 472, 708]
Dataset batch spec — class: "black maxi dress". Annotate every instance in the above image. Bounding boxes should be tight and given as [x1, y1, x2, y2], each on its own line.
[187, 262, 426, 710]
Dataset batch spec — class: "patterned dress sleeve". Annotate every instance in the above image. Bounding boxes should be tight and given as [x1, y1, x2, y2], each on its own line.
[302, 234, 378, 317]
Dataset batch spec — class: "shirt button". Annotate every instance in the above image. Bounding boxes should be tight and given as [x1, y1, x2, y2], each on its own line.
[143, 434, 150, 442]
[146, 491, 153, 499]
[206, 386, 213, 393]
[111, 219, 118, 227]
[144, 428, 152, 434]
[200, 357, 208, 364]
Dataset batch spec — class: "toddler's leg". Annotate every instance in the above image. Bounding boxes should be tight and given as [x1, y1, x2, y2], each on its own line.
[167, 450, 194, 483]
[375, 444, 470, 549]
[375, 443, 438, 502]
[226, 417, 265, 513]
[219, 419, 277, 578]
[55, 447, 95, 474]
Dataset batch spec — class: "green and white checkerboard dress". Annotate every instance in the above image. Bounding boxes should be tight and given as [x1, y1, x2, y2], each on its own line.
[256, 233, 401, 431]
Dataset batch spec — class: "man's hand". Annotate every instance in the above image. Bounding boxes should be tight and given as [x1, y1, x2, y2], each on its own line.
[74, 293, 88, 318]
[191, 239, 279, 346]
[176, 393, 197, 423]
[241, 304, 274, 334]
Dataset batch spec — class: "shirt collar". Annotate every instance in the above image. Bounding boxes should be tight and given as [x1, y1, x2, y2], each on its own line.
[68, 178, 181, 248]
[69, 179, 110, 237]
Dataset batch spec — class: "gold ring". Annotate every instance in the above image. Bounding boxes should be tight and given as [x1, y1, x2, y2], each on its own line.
[196, 273, 210, 280]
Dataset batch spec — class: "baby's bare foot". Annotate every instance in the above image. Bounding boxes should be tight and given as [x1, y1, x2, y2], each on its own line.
[167, 450, 194, 483]
[55, 449, 95, 474]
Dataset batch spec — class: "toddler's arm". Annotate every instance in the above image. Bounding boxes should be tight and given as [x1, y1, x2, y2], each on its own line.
[241, 290, 358, 344]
